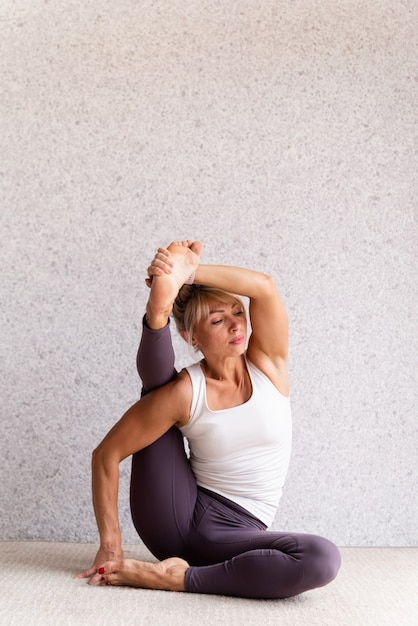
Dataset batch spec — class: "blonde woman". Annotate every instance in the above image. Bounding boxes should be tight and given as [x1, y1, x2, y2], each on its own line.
[77, 241, 340, 598]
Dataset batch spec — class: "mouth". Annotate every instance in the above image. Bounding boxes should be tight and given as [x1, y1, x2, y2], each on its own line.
[230, 336, 245, 345]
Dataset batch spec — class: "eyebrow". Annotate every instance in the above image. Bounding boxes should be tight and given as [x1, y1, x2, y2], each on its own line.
[208, 303, 241, 315]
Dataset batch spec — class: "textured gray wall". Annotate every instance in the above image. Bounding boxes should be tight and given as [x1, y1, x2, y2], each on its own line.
[1, 0, 417, 546]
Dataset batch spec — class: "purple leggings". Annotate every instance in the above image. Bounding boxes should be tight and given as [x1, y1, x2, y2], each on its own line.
[131, 320, 341, 599]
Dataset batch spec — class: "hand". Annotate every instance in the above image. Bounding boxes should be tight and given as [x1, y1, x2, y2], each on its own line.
[74, 545, 123, 585]
[145, 246, 175, 288]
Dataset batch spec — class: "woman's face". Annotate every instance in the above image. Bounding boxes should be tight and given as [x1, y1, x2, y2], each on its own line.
[191, 299, 247, 358]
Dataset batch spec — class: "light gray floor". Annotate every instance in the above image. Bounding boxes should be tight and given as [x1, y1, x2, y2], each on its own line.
[1, 543, 417, 625]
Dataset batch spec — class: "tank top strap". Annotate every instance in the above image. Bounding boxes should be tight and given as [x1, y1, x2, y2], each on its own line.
[184, 362, 206, 423]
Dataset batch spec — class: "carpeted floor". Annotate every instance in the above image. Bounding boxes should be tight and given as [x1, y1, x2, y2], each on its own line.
[0, 543, 417, 625]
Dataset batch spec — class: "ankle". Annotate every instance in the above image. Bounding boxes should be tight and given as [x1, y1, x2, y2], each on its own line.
[145, 304, 171, 330]
[163, 561, 189, 592]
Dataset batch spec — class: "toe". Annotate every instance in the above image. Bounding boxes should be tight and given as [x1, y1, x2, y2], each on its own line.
[190, 241, 203, 255]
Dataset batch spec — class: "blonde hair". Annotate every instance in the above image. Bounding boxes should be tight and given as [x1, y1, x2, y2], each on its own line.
[172, 285, 244, 345]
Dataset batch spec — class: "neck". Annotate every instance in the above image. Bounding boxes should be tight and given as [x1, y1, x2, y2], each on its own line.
[201, 355, 245, 382]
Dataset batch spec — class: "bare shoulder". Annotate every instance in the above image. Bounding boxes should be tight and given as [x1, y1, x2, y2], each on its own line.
[171, 369, 193, 426]
[247, 348, 289, 398]
[172, 368, 193, 395]
[144, 368, 193, 427]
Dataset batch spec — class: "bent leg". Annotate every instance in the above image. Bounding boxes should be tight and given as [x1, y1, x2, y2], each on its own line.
[132, 310, 198, 559]
[185, 533, 341, 599]
[136, 318, 176, 393]
[130, 426, 198, 561]
[100, 529, 339, 597]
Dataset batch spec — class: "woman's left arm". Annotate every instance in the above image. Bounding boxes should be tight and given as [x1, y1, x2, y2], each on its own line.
[150, 243, 288, 387]
[194, 264, 288, 366]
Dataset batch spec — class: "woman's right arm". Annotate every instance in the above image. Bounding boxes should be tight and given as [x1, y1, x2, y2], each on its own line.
[76, 374, 191, 584]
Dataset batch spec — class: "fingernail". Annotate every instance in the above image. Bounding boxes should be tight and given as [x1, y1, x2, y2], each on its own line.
[98, 567, 105, 575]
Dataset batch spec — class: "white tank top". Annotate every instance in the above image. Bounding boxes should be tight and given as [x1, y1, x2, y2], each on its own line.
[180, 356, 292, 527]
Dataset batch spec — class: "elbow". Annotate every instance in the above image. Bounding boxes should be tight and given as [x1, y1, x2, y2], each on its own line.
[91, 443, 106, 469]
[91, 441, 120, 473]
[259, 273, 277, 295]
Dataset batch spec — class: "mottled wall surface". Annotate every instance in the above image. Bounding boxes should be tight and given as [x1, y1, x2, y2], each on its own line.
[1, 0, 416, 545]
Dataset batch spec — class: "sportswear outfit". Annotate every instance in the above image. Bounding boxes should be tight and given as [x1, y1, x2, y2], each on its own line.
[131, 319, 340, 598]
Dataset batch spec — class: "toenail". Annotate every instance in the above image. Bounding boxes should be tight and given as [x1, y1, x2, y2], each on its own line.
[98, 567, 105, 575]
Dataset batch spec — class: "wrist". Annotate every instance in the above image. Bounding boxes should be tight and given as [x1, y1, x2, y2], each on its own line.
[99, 533, 122, 552]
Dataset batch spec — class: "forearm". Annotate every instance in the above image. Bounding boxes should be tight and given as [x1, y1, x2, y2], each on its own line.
[91, 449, 122, 551]
[194, 264, 273, 300]
[195, 263, 288, 361]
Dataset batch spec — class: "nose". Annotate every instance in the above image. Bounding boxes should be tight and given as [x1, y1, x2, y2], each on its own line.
[230, 318, 240, 332]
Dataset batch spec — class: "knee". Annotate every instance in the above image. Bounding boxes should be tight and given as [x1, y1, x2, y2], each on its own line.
[307, 536, 341, 588]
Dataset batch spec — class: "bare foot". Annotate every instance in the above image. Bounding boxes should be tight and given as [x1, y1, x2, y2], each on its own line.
[167, 240, 203, 287]
[146, 241, 203, 286]
[146, 241, 202, 329]
[99, 557, 189, 591]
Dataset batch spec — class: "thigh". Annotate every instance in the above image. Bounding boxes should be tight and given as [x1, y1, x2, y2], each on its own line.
[130, 426, 198, 560]
[187, 491, 333, 569]
[186, 490, 289, 564]
[185, 495, 341, 597]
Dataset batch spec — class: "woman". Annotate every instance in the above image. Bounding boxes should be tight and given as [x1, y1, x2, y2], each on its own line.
[76, 240, 340, 598]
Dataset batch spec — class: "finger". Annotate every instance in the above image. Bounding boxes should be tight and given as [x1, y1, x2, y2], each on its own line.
[87, 563, 108, 586]
[147, 265, 165, 277]
[87, 572, 103, 586]
[148, 261, 172, 275]
[100, 569, 120, 587]
[94, 564, 112, 586]
[152, 250, 174, 266]
[150, 260, 170, 271]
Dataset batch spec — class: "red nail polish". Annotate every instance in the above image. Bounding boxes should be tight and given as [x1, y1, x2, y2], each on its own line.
[98, 567, 105, 575]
